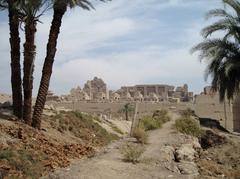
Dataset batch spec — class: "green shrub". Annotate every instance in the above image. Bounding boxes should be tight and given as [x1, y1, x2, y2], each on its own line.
[180, 108, 195, 117]
[110, 124, 124, 135]
[174, 116, 202, 137]
[121, 143, 145, 164]
[0, 149, 47, 178]
[152, 109, 171, 123]
[140, 116, 161, 130]
[49, 111, 119, 145]
[139, 109, 171, 131]
[132, 128, 148, 144]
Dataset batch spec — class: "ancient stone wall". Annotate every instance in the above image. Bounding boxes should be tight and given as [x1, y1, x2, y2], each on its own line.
[194, 94, 233, 132]
[47, 101, 193, 119]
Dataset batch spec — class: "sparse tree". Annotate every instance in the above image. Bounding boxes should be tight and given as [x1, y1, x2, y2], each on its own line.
[120, 103, 134, 121]
[32, 0, 108, 129]
[192, 0, 240, 102]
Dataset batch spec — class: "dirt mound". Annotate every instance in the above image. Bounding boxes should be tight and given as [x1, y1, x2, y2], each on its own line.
[199, 130, 227, 149]
[197, 132, 240, 178]
[0, 111, 118, 178]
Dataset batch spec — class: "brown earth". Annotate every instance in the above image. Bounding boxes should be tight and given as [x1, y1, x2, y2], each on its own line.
[197, 130, 240, 179]
[42, 113, 198, 179]
[43, 112, 240, 179]
[0, 110, 118, 178]
[0, 109, 239, 179]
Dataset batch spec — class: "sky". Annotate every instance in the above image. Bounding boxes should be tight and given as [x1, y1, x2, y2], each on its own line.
[0, 0, 223, 95]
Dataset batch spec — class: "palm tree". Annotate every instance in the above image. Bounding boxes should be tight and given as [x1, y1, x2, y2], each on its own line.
[192, 0, 240, 102]
[120, 103, 134, 121]
[19, 0, 51, 124]
[32, 0, 108, 129]
[0, 0, 23, 119]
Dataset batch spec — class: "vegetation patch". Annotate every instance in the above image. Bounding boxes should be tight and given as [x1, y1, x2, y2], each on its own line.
[0, 148, 47, 178]
[109, 123, 124, 135]
[140, 109, 171, 131]
[121, 143, 145, 164]
[132, 127, 148, 144]
[49, 111, 119, 145]
[0, 111, 121, 178]
[179, 108, 196, 118]
[174, 116, 203, 137]
[152, 109, 171, 123]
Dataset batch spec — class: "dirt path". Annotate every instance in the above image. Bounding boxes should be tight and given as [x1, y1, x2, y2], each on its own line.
[43, 113, 191, 179]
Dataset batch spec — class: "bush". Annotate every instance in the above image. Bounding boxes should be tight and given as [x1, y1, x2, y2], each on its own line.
[152, 109, 171, 123]
[132, 128, 148, 144]
[174, 116, 202, 137]
[0, 149, 47, 178]
[180, 108, 195, 118]
[121, 143, 145, 164]
[110, 124, 124, 135]
[140, 116, 161, 130]
[49, 111, 119, 145]
[140, 110, 171, 131]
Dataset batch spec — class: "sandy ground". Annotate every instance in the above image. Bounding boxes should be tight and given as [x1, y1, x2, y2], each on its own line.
[0, 93, 11, 103]
[42, 113, 193, 179]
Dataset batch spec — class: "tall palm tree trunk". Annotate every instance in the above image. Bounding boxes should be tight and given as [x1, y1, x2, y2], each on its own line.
[23, 20, 36, 125]
[8, 0, 23, 119]
[32, 4, 67, 129]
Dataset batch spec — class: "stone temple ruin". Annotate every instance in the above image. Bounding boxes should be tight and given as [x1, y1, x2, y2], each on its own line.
[45, 79, 240, 133]
[47, 77, 194, 103]
[114, 84, 193, 102]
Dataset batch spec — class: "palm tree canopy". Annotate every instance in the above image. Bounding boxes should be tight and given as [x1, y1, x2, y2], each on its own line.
[0, 0, 8, 10]
[0, 0, 52, 23]
[52, 0, 100, 10]
[18, 0, 52, 23]
[192, 0, 240, 102]
[120, 103, 134, 113]
[202, 0, 240, 41]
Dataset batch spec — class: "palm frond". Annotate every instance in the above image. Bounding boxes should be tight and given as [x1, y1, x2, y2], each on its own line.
[206, 9, 235, 20]
[18, 0, 53, 24]
[201, 18, 239, 38]
[223, 0, 240, 17]
[0, 0, 8, 10]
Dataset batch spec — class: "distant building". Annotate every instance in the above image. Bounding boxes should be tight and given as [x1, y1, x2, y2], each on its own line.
[116, 84, 193, 103]
[53, 77, 194, 103]
[46, 91, 60, 102]
[83, 77, 109, 101]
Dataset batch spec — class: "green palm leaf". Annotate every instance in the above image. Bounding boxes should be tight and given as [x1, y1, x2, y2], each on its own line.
[192, 0, 240, 102]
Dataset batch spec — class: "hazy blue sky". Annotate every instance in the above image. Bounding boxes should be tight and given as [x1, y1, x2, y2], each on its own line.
[0, 0, 222, 95]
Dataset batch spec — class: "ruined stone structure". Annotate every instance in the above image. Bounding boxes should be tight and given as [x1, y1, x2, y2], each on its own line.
[46, 77, 193, 103]
[67, 86, 90, 101]
[116, 84, 193, 102]
[194, 86, 240, 133]
[83, 77, 109, 101]
[46, 91, 60, 102]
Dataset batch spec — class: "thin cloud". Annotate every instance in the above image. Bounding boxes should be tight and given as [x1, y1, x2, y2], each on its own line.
[0, 0, 221, 95]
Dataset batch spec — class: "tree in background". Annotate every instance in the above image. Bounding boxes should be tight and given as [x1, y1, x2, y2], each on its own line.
[120, 103, 134, 121]
[192, 0, 240, 102]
